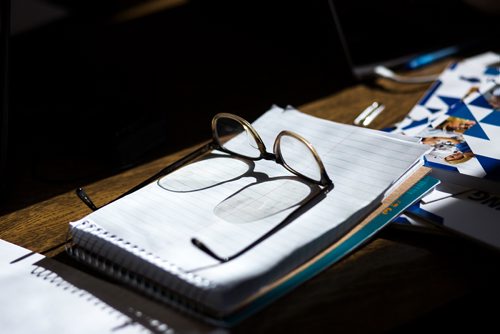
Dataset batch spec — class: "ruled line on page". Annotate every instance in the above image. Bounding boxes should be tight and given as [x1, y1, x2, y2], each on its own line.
[81, 106, 429, 273]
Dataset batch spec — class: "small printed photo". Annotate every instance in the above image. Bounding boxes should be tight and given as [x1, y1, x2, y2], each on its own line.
[421, 135, 461, 147]
[483, 84, 500, 110]
[418, 128, 474, 165]
[442, 149, 474, 165]
[435, 116, 476, 134]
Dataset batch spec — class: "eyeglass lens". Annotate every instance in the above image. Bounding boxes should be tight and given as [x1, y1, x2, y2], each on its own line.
[278, 134, 322, 182]
[215, 117, 261, 158]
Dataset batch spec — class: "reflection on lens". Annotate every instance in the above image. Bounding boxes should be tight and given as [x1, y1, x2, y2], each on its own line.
[278, 135, 321, 182]
[158, 156, 250, 192]
[214, 178, 312, 223]
[215, 117, 261, 158]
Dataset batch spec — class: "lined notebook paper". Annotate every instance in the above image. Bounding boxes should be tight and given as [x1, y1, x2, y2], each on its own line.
[69, 106, 430, 316]
[0, 240, 150, 334]
[0, 239, 214, 333]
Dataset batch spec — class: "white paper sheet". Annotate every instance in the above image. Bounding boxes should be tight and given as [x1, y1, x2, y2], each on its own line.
[0, 240, 147, 334]
[71, 106, 430, 312]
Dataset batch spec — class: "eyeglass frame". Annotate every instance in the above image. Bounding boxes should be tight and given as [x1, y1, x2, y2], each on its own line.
[76, 112, 334, 263]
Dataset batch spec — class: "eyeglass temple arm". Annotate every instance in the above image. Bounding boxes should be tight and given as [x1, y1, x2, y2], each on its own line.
[76, 141, 216, 211]
[191, 181, 333, 263]
[76, 187, 98, 211]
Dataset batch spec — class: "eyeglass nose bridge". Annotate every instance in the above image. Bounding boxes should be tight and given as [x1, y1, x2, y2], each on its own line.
[211, 113, 332, 188]
[261, 151, 277, 161]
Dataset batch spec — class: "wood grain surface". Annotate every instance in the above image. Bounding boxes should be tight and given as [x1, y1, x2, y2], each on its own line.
[1, 60, 499, 333]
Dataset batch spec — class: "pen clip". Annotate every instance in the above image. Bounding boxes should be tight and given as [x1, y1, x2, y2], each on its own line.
[354, 102, 385, 127]
[362, 103, 385, 126]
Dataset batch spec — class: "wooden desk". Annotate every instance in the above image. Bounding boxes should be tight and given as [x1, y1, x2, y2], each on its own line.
[2, 61, 500, 332]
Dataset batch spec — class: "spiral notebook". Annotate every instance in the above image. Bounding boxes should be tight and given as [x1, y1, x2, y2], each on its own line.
[0, 239, 148, 333]
[67, 106, 431, 325]
[0, 239, 216, 333]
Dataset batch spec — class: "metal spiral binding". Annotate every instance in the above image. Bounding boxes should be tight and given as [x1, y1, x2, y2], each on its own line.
[66, 220, 222, 323]
[30, 265, 129, 318]
[31, 265, 177, 332]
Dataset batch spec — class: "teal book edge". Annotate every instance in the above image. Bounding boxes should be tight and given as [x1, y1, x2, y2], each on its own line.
[218, 175, 440, 327]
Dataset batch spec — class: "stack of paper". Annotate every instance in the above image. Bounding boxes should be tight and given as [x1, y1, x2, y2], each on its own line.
[391, 52, 500, 249]
[0, 240, 159, 334]
[0, 239, 216, 333]
[67, 106, 432, 324]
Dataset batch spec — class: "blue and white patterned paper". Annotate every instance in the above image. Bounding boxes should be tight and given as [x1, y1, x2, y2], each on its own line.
[448, 82, 500, 180]
[392, 52, 500, 181]
[393, 52, 500, 136]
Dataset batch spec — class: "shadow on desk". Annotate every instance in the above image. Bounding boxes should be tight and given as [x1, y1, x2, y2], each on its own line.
[34, 253, 216, 333]
[31, 226, 500, 333]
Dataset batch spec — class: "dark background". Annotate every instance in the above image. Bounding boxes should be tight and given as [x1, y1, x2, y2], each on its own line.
[1, 0, 499, 212]
[333, 0, 500, 68]
[1, 0, 351, 212]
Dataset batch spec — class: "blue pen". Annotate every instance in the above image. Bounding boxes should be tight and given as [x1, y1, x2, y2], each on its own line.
[406, 46, 460, 70]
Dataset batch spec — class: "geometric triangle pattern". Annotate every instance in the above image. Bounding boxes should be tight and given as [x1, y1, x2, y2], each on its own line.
[475, 154, 500, 181]
[427, 107, 442, 114]
[438, 95, 461, 108]
[468, 105, 496, 121]
[447, 103, 477, 121]
[480, 110, 500, 126]
[419, 80, 442, 106]
[464, 121, 500, 169]
[469, 94, 494, 109]
[464, 123, 490, 140]
[394, 53, 500, 181]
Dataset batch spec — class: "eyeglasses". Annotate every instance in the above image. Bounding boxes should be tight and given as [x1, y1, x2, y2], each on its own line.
[77, 113, 334, 262]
